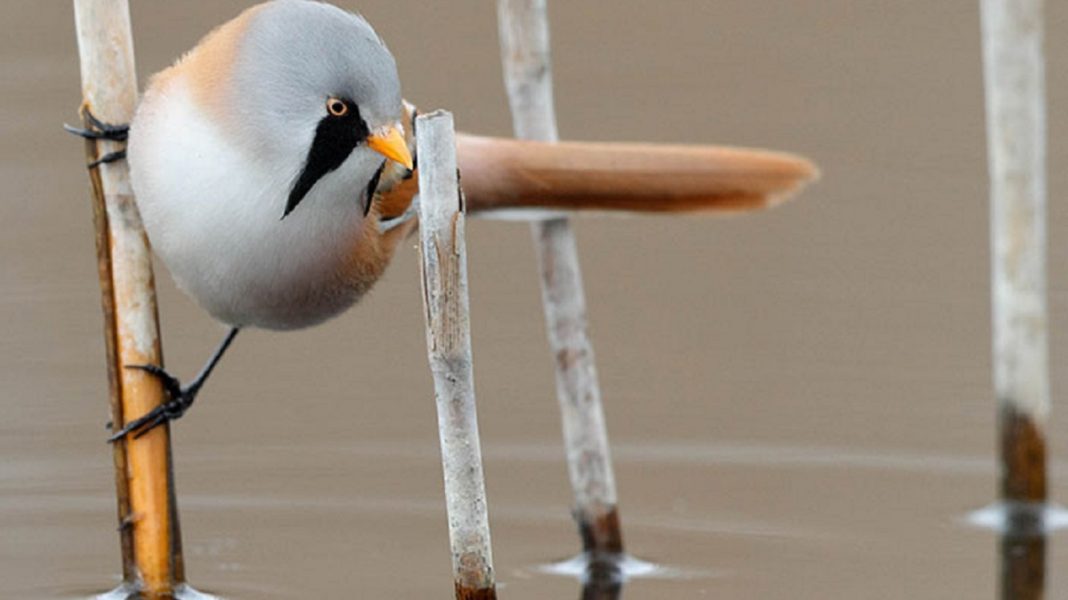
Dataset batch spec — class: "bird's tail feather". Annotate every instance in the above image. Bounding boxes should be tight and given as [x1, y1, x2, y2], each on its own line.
[457, 134, 817, 217]
[373, 131, 818, 222]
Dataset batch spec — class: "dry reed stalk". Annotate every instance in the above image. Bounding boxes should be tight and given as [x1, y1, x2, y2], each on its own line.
[979, 0, 1049, 508]
[72, 0, 183, 596]
[496, 0, 624, 556]
[416, 111, 498, 600]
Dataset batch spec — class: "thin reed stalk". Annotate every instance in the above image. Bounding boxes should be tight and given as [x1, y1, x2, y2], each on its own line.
[72, 0, 183, 596]
[496, 0, 624, 557]
[416, 110, 498, 600]
[979, 0, 1049, 509]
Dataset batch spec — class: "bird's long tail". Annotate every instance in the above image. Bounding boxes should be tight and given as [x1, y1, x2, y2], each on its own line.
[457, 134, 817, 217]
[373, 132, 817, 221]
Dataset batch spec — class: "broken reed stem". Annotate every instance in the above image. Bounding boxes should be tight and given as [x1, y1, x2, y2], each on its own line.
[416, 111, 498, 600]
[72, 0, 183, 596]
[496, 0, 623, 556]
[979, 0, 1049, 506]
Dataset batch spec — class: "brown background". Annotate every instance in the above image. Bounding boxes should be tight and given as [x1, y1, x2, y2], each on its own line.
[3, 1, 1068, 598]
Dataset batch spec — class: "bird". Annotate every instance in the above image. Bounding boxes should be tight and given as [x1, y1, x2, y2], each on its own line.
[71, 0, 817, 440]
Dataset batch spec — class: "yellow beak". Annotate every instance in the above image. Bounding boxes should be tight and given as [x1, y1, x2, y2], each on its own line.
[366, 124, 414, 170]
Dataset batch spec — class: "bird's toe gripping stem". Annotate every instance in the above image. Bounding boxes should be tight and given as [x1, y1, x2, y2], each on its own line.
[64, 108, 130, 169]
[107, 364, 197, 442]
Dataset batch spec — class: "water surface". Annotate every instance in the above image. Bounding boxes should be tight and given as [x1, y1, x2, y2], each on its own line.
[3, 1, 1068, 598]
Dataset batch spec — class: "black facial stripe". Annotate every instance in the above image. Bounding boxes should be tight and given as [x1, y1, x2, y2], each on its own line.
[284, 100, 370, 218]
[364, 160, 386, 216]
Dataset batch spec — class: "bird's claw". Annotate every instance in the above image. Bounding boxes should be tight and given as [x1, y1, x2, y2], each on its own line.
[64, 108, 130, 169]
[86, 150, 127, 169]
[107, 364, 197, 442]
[64, 108, 129, 141]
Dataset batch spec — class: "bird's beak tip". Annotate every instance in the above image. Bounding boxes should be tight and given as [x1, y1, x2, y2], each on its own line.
[367, 125, 413, 170]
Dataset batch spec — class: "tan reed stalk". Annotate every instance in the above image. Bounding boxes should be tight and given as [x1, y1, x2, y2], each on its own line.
[72, 1, 183, 596]
[496, 0, 624, 558]
[416, 110, 498, 600]
[979, 0, 1050, 510]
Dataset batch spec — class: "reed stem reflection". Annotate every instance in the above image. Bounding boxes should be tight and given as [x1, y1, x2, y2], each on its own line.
[999, 504, 1046, 600]
[580, 558, 624, 600]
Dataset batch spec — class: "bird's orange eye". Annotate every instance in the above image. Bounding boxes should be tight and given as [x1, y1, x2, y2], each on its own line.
[327, 98, 348, 117]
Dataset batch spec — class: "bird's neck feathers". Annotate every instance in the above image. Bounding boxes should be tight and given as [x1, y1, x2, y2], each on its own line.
[152, 3, 266, 129]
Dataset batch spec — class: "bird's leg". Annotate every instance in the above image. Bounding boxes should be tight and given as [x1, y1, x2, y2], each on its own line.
[64, 108, 130, 168]
[108, 327, 240, 442]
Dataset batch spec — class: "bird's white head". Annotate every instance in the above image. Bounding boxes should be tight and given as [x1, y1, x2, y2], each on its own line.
[211, 0, 412, 217]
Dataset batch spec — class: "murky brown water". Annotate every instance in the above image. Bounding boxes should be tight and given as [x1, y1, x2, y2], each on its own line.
[5, 1, 1068, 598]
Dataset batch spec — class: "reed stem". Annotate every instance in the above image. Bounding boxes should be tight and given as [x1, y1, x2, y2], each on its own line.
[979, 0, 1049, 507]
[72, 0, 183, 596]
[496, 0, 624, 557]
[416, 110, 498, 600]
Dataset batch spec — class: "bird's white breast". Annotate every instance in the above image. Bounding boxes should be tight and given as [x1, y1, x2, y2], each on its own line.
[128, 79, 381, 330]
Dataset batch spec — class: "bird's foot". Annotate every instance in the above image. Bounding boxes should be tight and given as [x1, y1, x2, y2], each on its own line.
[108, 364, 199, 442]
[64, 108, 129, 168]
[65, 108, 129, 141]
